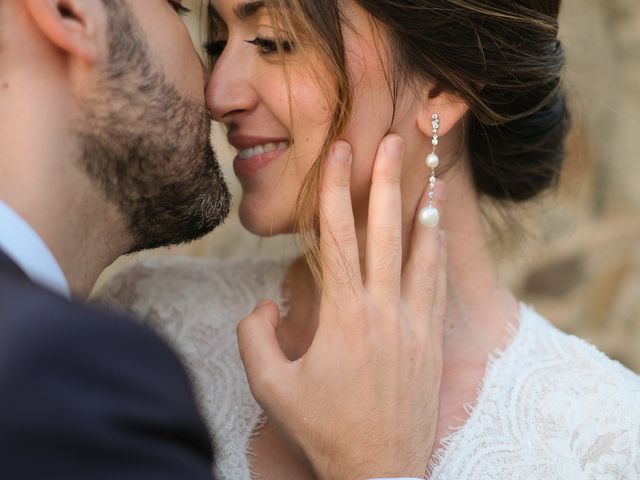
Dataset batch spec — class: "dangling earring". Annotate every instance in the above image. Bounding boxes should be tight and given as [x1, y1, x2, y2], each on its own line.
[420, 113, 441, 228]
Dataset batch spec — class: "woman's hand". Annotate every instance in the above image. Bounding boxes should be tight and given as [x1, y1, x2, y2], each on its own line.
[237, 134, 447, 480]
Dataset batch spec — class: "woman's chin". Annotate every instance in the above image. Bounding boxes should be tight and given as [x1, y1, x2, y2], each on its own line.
[238, 203, 293, 238]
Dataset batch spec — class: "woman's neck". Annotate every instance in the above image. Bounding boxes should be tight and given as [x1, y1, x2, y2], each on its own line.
[438, 164, 520, 355]
[279, 160, 520, 371]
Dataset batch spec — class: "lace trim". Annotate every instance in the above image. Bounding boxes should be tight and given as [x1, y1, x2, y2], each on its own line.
[426, 305, 526, 478]
[247, 412, 269, 478]
[246, 262, 296, 479]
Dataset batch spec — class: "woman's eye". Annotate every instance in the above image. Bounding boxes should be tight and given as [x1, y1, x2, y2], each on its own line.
[203, 41, 228, 58]
[168, 0, 191, 16]
[245, 37, 294, 55]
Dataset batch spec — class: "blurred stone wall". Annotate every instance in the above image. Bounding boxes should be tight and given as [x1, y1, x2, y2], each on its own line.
[510, 0, 640, 372]
[96, 0, 640, 371]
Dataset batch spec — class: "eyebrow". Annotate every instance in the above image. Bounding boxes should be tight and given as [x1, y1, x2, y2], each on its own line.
[234, 0, 265, 20]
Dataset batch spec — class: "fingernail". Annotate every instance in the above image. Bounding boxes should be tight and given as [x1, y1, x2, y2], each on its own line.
[332, 142, 352, 165]
[384, 136, 404, 159]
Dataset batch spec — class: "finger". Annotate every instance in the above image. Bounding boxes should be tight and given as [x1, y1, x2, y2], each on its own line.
[237, 300, 289, 407]
[319, 141, 362, 298]
[365, 135, 404, 300]
[401, 181, 446, 316]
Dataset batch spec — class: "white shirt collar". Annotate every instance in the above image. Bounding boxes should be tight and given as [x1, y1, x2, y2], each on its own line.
[0, 200, 71, 299]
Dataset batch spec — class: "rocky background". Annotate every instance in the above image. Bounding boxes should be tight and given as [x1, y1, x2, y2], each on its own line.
[96, 0, 640, 372]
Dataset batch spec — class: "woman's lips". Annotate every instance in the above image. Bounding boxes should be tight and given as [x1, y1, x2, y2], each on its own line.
[233, 142, 289, 179]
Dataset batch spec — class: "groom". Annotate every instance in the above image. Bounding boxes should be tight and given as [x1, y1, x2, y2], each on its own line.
[0, 1, 443, 479]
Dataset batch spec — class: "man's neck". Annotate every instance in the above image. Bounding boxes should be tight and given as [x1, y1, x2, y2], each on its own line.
[0, 115, 131, 300]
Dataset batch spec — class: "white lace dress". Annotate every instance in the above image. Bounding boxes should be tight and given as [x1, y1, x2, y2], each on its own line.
[96, 255, 640, 480]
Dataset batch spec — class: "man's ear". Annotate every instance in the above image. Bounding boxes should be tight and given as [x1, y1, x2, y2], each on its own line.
[417, 87, 470, 139]
[24, 0, 105, 64]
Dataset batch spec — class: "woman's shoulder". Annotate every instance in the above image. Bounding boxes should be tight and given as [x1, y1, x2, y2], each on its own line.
[501, 307, 640, 466]
[94, 254, 293, 324]
[516, 306, 640, 396]
[102, 253, 293, 283]
[94, 255, 283, 479]
[431, 306, 640, 479]
[516, 308, 640, 475]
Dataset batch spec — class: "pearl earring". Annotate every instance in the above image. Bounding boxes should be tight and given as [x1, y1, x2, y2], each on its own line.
[419, 113, 441, 228]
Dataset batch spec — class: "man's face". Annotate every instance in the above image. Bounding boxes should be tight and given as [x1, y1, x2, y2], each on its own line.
[77, 0, 230, 252]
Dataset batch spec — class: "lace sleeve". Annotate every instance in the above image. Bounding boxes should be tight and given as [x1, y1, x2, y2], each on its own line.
[93, 262, 154, 318]
[93, 257, 221, 336]
[93, 255, 292, 480]
[564, 364, 640, 478]
[428, 308, 640, 480]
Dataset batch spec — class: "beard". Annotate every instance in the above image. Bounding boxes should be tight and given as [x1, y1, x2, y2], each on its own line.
[75, 0, 230, 253]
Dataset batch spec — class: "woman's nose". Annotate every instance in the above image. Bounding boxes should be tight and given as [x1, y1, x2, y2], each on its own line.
[206, 50, 259, 123]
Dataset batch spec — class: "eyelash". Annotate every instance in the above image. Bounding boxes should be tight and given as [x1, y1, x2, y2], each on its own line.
[203, 37, 294, 58]
[168, 0, 191, 16]
[246, 37, 294, 55]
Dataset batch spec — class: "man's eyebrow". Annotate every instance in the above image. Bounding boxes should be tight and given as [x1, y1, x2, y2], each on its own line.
[234, 0, 265, 20]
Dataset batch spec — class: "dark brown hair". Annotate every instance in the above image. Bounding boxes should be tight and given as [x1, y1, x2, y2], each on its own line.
[260, 0, 570, 277]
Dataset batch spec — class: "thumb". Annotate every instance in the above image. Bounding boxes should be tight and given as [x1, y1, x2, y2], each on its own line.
[237, 300, 290, 405]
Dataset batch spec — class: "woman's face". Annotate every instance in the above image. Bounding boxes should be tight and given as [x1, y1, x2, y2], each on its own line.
[206, 0, 431, 236]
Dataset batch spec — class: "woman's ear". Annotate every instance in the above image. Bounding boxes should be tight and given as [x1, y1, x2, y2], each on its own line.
[417, 88, 470, 139]
[24, 0, 105, 64]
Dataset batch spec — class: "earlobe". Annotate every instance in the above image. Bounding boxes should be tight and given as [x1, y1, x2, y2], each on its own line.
[24, 0, 101, 64]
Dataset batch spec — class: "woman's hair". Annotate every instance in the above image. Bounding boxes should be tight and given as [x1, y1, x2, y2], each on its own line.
[263, 0, 572, 279]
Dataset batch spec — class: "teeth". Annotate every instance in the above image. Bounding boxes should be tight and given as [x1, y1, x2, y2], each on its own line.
[238, 141, 288, 160]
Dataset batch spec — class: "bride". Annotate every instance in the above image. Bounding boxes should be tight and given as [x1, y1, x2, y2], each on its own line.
[98, 0, 640, 478]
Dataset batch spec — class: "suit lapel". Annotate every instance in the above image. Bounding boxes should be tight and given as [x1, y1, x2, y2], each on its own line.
[0, 249, 30, 282]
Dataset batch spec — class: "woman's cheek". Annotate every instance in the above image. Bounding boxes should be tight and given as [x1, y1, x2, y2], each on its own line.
[289, 91, 336, 176]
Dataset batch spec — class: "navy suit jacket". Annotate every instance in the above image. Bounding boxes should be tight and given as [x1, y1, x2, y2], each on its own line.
[0, 250, 215, 479]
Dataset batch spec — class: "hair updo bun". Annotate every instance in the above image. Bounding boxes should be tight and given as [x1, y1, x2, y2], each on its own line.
[368, 0, 572, 202]
[469, 80, 571, 202]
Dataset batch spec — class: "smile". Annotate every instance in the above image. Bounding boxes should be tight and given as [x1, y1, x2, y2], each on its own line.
[233, 139, 291, 179]
[238, 141, 289, 160]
